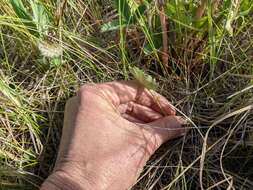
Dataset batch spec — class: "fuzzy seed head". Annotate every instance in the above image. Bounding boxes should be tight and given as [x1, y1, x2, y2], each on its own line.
[38, 41, 63, 58]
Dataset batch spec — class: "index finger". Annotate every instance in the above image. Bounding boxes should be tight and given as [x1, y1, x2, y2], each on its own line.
[96, 81, 176, 115]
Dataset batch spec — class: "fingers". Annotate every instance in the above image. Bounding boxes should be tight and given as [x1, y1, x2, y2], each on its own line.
[55, 96, 79, 166]
[121, 113, 145, 124]
[95, 81, 175, 115]
[136, 90, 176, 115]
[118, 102, 163, 122]
[141, 116, 187, 153]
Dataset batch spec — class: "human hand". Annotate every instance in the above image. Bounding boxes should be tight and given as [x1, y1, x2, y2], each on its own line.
[41, 81, 187, 190]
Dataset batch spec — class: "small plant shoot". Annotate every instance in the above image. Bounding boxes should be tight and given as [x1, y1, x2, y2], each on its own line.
[130, 66, 157, 90]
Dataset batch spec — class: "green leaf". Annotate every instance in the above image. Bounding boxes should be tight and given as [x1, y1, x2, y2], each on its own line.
[239, 0, 253, 16]
[112, 1, 149, 27]
[240, 0, 252, 11]
[101, 20, 126, 32]
[9, 0, 32, 21]
[136, 4, 147, 15]
[50, 57, 62, 67]
[143, 32, 162, 55]
[165, 3, 176, 17]
[9, 0, 39, 37]
[0, 79, 21, 107]
[114, 0, 131, 22]
[30, 1, 51, 36]
[193, 16, 208, 29]
[130, 66, 157, 90]
[101, 2, 148, 32]
[131, 4, 147, 23]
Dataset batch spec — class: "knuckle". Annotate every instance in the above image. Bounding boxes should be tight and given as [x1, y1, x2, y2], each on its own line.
[78, 84, 97, 105]
[78, 83, 97, 97]
[78, 83, 108, 105]
[79, 83, 94, 92]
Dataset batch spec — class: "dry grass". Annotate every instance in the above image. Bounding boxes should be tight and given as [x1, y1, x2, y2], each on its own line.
[0, 0, 253, 189]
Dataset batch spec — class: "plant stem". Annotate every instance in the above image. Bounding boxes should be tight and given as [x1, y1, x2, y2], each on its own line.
[195, 0, 207, 19]
[158, 0, 168, 68]
[55, 0, 68, 27]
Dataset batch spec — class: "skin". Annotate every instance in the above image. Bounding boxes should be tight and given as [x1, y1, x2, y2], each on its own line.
[40, 81, 187, 190]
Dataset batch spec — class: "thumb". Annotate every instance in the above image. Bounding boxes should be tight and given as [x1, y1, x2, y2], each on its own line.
[142, 116, 187, 151]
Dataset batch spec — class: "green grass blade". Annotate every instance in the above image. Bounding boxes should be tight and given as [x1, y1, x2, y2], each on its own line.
[9, 0, 32, 21]
[114, 0, 131, 22]
[9, 0, 39, 37]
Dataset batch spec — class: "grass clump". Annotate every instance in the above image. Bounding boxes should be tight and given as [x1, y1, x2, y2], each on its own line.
[0, 0, 253, 189]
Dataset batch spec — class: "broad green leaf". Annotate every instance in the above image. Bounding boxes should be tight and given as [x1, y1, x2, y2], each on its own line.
[130, 66, 157, 90]
[30, 1, 51, 36]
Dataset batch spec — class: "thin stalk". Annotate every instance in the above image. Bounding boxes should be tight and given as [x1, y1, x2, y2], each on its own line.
[207, 0, 216, 79]
[55, 0, 68, 27]
[158, 0, 168, 67]
[118, 0, 128, 78]
[195, 0, 207, 20]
